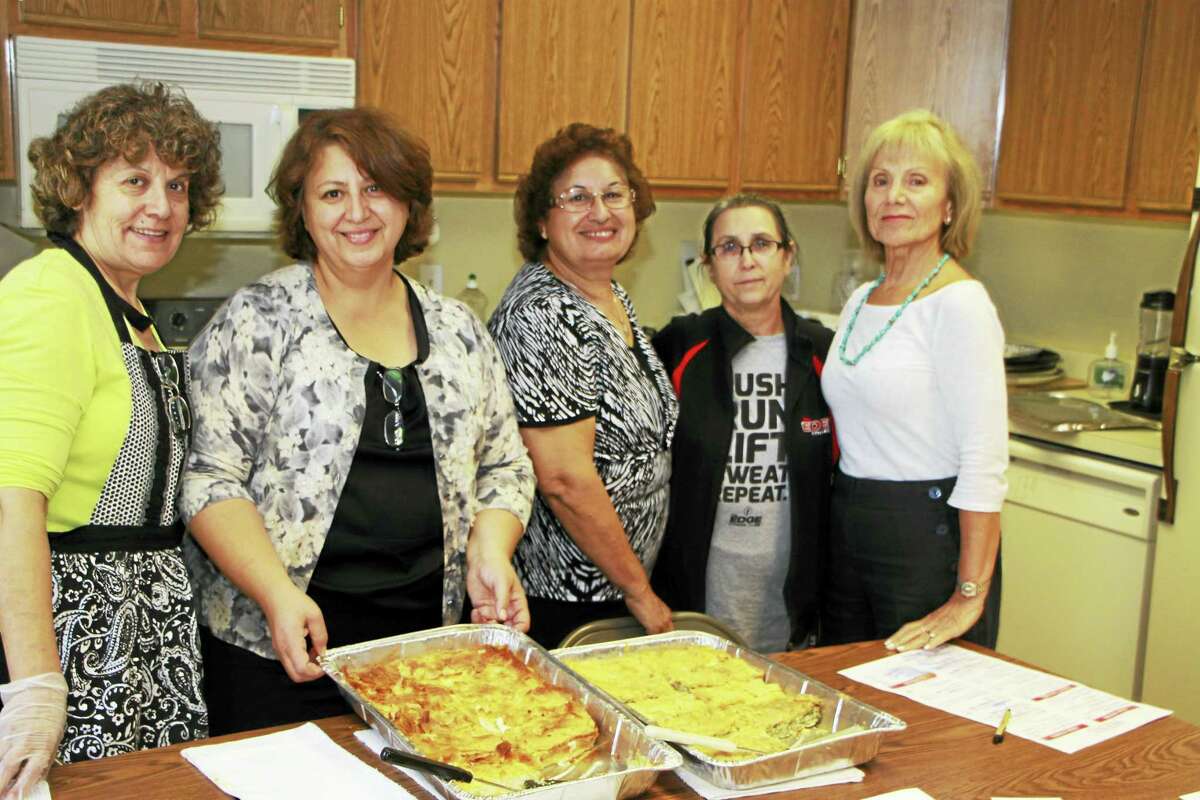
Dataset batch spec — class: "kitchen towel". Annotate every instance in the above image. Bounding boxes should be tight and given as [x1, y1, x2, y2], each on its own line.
[673, 763, 864, 798]
[182, 722, 416, 799]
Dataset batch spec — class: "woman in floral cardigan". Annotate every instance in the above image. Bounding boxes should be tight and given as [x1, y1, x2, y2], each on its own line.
[180, 108, 535, 734]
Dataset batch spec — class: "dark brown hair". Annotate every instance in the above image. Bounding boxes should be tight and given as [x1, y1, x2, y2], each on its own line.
[268, 107, 434, 263]
[513, 122, 656, 263]
[700, 193, 798, 260]
[28, 82, 223, 235]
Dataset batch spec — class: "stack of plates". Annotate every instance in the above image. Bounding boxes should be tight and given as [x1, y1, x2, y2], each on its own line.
[1004, 344, 1063, 386]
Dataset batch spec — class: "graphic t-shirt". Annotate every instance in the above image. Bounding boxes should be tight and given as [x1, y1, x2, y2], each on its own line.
[705, 334, 792, 652]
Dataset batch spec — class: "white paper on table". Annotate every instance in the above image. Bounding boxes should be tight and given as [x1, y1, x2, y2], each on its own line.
[23, 780, 51, 800]
[1179, 792, 1200, 799]
[673, 764, 863, 798]
[181, 722, 416, 800]
[839, 645, 1171, 754]
[861, 789, 936, 800]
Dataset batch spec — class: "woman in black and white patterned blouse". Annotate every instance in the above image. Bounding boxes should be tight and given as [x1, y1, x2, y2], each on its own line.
[489, 123, 679, 649]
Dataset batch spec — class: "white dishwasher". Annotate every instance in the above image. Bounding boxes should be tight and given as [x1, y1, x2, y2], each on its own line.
[996, 436, 1161, 700]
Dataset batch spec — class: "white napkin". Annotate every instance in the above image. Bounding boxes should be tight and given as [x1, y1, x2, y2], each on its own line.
[20, 780, 51, 800]
[862, 790, 936, 800]
[181, 722, 416, 799]
[674, 763, 864, 798]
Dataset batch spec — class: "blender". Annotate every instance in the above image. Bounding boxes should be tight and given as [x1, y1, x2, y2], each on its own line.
[1130, 290, 1174, 414]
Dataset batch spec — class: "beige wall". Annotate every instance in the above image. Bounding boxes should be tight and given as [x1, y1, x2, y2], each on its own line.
[3, 197, 1189, 357]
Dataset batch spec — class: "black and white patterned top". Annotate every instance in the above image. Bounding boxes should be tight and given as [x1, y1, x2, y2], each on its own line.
[489, 262, 678, 602]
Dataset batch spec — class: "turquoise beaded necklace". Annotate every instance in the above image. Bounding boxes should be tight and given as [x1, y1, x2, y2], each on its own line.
[837, 252, 950, 366]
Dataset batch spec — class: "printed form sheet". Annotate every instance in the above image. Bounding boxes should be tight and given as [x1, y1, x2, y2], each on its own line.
[839, 645, 1171, 754]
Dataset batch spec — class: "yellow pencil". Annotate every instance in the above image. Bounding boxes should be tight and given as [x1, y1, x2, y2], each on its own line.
[993, 708, 1013, 744]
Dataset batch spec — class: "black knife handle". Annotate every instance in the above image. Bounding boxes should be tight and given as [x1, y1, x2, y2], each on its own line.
[380, 746, 473, 783]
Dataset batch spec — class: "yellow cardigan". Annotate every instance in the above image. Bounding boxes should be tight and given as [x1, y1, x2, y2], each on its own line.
[0, 247, 151, 532]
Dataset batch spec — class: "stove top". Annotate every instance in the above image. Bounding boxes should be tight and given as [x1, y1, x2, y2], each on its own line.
[143, 298, 225, 347]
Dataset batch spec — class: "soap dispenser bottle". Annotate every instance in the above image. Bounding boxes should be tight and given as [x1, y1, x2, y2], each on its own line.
[1088, 331, 1128, 400]
[456, 273, 488, 320]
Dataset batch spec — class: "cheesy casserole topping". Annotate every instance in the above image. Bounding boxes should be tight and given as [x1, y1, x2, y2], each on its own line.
[563, 645, 822, 758]
[342, 645, 598, 793]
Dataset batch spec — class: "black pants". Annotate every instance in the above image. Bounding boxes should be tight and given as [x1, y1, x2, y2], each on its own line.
[524, 596, 629, 650]
[820, 471, 1001, 648]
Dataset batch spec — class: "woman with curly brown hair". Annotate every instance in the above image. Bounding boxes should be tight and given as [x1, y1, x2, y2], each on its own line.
[488, 123, 678, 648]
[0, 82, 221, 792]
[180, 107, 534, 734]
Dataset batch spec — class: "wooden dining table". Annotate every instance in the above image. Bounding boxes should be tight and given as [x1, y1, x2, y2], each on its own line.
[46, 639, 1200, 799]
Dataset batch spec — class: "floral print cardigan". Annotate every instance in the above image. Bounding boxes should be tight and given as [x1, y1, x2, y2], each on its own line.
[179, 264, 535, 659]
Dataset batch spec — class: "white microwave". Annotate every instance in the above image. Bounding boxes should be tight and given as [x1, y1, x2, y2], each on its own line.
[6, 36, 355, 234]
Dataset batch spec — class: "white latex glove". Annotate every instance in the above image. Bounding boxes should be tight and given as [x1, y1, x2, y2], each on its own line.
[0, 672, 68, 799]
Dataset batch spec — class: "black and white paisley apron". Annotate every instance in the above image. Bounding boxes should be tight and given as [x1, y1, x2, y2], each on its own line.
[45, 234, 207, 762]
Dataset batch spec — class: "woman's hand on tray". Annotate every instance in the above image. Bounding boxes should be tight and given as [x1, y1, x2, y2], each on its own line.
[467, 515, 531, 632]
[262, 583, 328, 682]
[623, 583, 674, 635]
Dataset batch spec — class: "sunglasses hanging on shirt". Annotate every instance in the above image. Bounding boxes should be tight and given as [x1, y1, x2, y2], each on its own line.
[379, 367, 406, 449]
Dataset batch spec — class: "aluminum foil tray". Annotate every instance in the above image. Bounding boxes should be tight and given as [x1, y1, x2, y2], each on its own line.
[554, 631, 906, 790]
[320, 624, 682, 800]
[1009, 392, 1160, 432]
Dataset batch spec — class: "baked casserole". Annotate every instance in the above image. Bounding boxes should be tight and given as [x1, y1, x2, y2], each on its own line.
[563, 645, 822, 758]
[342, 645, 598, 792]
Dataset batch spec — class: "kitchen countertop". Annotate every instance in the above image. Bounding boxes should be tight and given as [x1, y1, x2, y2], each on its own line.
[1007, 387, 1163, 469]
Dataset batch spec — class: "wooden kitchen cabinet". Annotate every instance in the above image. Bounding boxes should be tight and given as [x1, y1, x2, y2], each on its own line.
[627, 0, 741, 188]
[1129, 0, 1200, 213]
[358, 0, 497, 186]
[739, 0, 850, 193]
[495, 0, 631, 182]
[197, 0, 342, 49]
[8, 0, 351, 55]
[996, 0, 1147, 209]
[844, 0, 1009, 198]
[16, 0, 181, 35]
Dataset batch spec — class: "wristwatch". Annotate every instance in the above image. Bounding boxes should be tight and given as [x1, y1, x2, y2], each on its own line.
[958, 580, 984, 598]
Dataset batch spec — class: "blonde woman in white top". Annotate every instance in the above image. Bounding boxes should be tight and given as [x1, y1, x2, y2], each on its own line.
[820, 109, 1007, 652]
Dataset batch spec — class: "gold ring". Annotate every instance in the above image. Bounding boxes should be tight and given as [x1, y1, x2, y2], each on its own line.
[926, 630, 936, 639]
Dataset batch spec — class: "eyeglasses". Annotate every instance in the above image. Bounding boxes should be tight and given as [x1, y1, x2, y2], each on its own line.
[153, 351, 191, 441]
[553, 186, 636, 214]
[709, 237, 785, 265]
[379, 368, 406, 449]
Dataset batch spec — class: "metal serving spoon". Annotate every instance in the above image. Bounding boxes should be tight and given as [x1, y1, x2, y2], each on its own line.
[642, 724, 769, 755]
[379, 746, 526, 793]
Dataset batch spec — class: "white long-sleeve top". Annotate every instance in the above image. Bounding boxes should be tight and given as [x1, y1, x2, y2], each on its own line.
[821, 279, 1009, 512]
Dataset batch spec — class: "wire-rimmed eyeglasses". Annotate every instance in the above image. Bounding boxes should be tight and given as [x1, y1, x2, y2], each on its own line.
[379, 368, 406, 449]
[552, 186, 636, 214]
[709, 237, 785, 265]
[153, 351, 191, 441]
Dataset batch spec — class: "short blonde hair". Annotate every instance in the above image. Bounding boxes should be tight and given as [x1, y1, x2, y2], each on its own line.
[848, 109, 982, 263]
